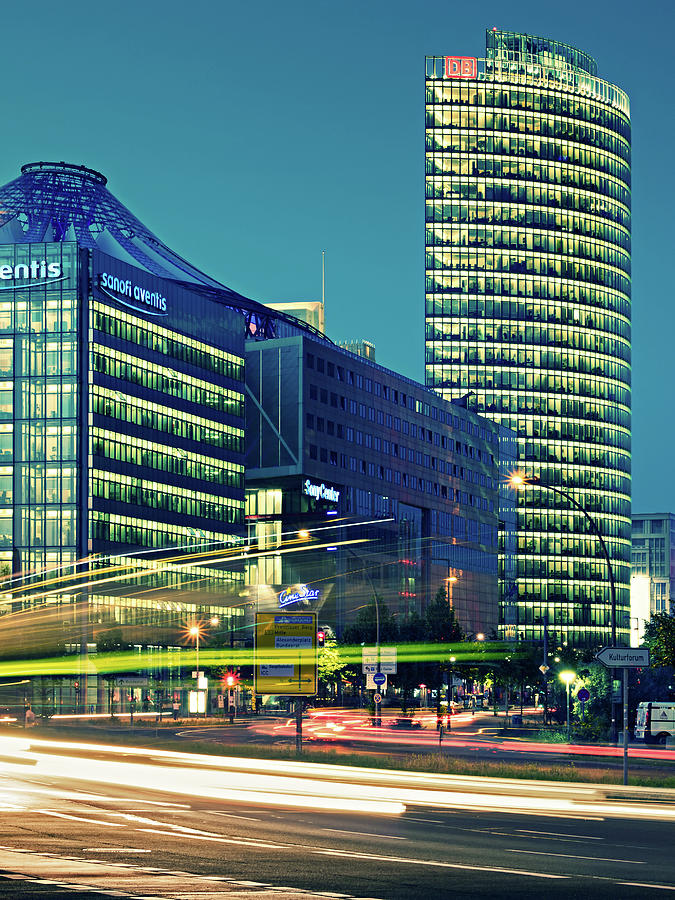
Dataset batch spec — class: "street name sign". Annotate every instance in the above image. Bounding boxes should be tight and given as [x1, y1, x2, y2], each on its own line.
[361, 646, 397, 674]
[595, 647, 650, 668]
[255, 612, 317, 696]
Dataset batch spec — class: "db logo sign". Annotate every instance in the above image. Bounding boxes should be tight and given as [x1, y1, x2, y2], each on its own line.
[445, 56, 477, 78]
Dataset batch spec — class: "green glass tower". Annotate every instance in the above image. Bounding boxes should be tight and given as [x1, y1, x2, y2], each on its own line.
[425, 30, 631, 647]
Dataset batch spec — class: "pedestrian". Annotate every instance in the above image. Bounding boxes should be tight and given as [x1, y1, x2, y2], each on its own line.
[172, 700, 179, 720]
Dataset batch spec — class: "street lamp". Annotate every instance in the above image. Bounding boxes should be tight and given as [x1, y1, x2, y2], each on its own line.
[509, 471, 620, 741]
[559, 670, 576, 743]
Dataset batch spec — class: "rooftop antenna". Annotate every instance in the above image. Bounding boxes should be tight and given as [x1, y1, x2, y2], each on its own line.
[321, 249, 326, 307]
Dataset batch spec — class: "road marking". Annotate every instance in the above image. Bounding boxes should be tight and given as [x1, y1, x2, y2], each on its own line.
[36, 810, 127, 827]
[507, 849, 644, 864]
[312, 847, 566, 879]
[617, 883, 675, 892]
[322, 828, 406, 840]
[138, 827, 288, 850]
[516, 829, 604, 840]
[405, 816, 444, 824]
[210, 811, 262, 821]
[82, 848, 151, 853]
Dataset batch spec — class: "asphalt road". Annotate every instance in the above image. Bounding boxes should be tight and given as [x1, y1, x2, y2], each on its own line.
[0, 740, 673, 898]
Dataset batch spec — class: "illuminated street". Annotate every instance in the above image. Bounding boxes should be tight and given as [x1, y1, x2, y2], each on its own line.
[0, 736, 671, 897]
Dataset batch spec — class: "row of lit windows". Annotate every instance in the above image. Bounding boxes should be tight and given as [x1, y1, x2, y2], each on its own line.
[519, 495, 630, 520]
[425, 296, 630, 330]
[429, 355, 629, 397]
[426, 156, 629, 203]
[431, 183, 629, 224]
[518, 535, 629, 558]
[91, 303, 244, 383]
[91, 470, 243, 525]
[14, 380, 77, 421]
[0, 298, 77, 336]
[427, 326, 629, 365]
[90, 346, 244, 418]
[427, 133, 628, 183]
[427, 242, 629, 283]
[91, 510, 240, 551]
[427, 178, 630, 225]
[427, 249, 629, 285]
[507, 604, 614, 626]
[426, 203, 628, 253]
[512, 416, 629, 449]
[516, 559, 627, 580]
[15, 505, 77, 549]
[91, 386, 244, 454]
[427, 217, 629, 256]
[430, 383, 630, 427]
[427, 202, 628, 246]
[427, 261, 628, 295]
[90, 428, 244, 488]
[518, 443, 629, 474]
[16, 422, 76, 463]
[426, 84, 629, 135]
[426, 110, 629, 160]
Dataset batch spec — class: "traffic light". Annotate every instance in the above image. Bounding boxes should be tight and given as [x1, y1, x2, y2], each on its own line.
[317, 630, 325, 648]
[224, 669, 239, 689]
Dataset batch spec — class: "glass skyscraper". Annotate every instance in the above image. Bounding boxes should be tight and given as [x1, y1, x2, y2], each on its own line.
[425, 30, 631, 646]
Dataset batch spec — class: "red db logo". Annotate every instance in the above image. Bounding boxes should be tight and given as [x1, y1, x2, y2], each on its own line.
[445, 56, 477, 78]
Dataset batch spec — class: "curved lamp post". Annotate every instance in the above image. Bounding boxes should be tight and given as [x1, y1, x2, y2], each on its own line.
[510, 472, 619, 741]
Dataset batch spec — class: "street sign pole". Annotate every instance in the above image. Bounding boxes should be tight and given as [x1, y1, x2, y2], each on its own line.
[623, 667, 629, 787]
[595, 646, 649, 787]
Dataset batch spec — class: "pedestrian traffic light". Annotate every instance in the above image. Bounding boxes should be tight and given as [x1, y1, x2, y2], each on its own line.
[224, 671, 238, 689]
[317, 630, 325, 648]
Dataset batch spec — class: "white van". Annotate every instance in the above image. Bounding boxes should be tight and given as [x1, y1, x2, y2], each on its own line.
[634, 702, 675, 744]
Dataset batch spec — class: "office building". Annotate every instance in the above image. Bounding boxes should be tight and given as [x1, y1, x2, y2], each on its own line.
[425, 30, 631, 646]
[246, 333, 514, 637]
[0, 161, 317, 684]
[337, 339, 376, 362]
[631, 514, 675, 641]
[265, 300, 325, 334]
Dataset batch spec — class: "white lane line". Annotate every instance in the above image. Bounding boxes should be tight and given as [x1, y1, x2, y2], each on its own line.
[36, 810, 127, 827]
[82, 848, 151, 853]
[516, 829, 604, 840]
[405, 816, 445, 824]
[210, 811, 262, 822]
[138, 827, 288, 851]
[312, 847, 567, 879]
[323, 828, 406, 841]
[507, 849, 644, 864]
[618, 883, 675, 892]
[75, 795, 190, 807]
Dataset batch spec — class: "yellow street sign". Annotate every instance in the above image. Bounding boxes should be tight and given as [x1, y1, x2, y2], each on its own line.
[254, 612, 318, 696]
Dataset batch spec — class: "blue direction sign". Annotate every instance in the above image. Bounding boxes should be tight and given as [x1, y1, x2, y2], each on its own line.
[373, 672, 386, 685]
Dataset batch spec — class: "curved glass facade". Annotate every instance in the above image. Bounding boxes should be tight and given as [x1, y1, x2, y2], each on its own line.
[425, 30, 631, 647]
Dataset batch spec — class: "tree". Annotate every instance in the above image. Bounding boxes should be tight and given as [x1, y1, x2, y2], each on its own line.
[644, 613, 675, 669]
[342, 598, 398, 644]
[318, 626, 347, 700]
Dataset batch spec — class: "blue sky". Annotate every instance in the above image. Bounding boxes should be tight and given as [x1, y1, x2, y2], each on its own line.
[1, 0, 671, 511]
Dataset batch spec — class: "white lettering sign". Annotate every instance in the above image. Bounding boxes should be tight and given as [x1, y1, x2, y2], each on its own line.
[0, 260, 66, 290]
[275, 636, 313, 649]
[99, 272, 168, 316]
[278, 584, 320, 608]
[303, 479, 340, 503]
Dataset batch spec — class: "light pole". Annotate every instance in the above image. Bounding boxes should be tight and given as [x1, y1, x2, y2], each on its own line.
[509, 473, 619, 741]
[559, 670, 576, 743]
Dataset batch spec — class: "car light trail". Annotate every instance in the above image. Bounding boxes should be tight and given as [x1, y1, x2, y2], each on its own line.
[0, 736, 673, 821]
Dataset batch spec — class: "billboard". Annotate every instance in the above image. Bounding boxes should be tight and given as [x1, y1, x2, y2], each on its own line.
[254, 612, 318, 696]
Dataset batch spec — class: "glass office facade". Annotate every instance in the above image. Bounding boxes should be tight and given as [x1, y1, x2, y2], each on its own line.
[632, 514, 675, 617]
[246, 334, 512, 638]
[425, 30, 631, 646]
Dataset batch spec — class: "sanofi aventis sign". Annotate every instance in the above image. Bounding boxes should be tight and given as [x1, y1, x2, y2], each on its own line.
[98, 272, 168, 316]
[0, 260, 67, 290]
